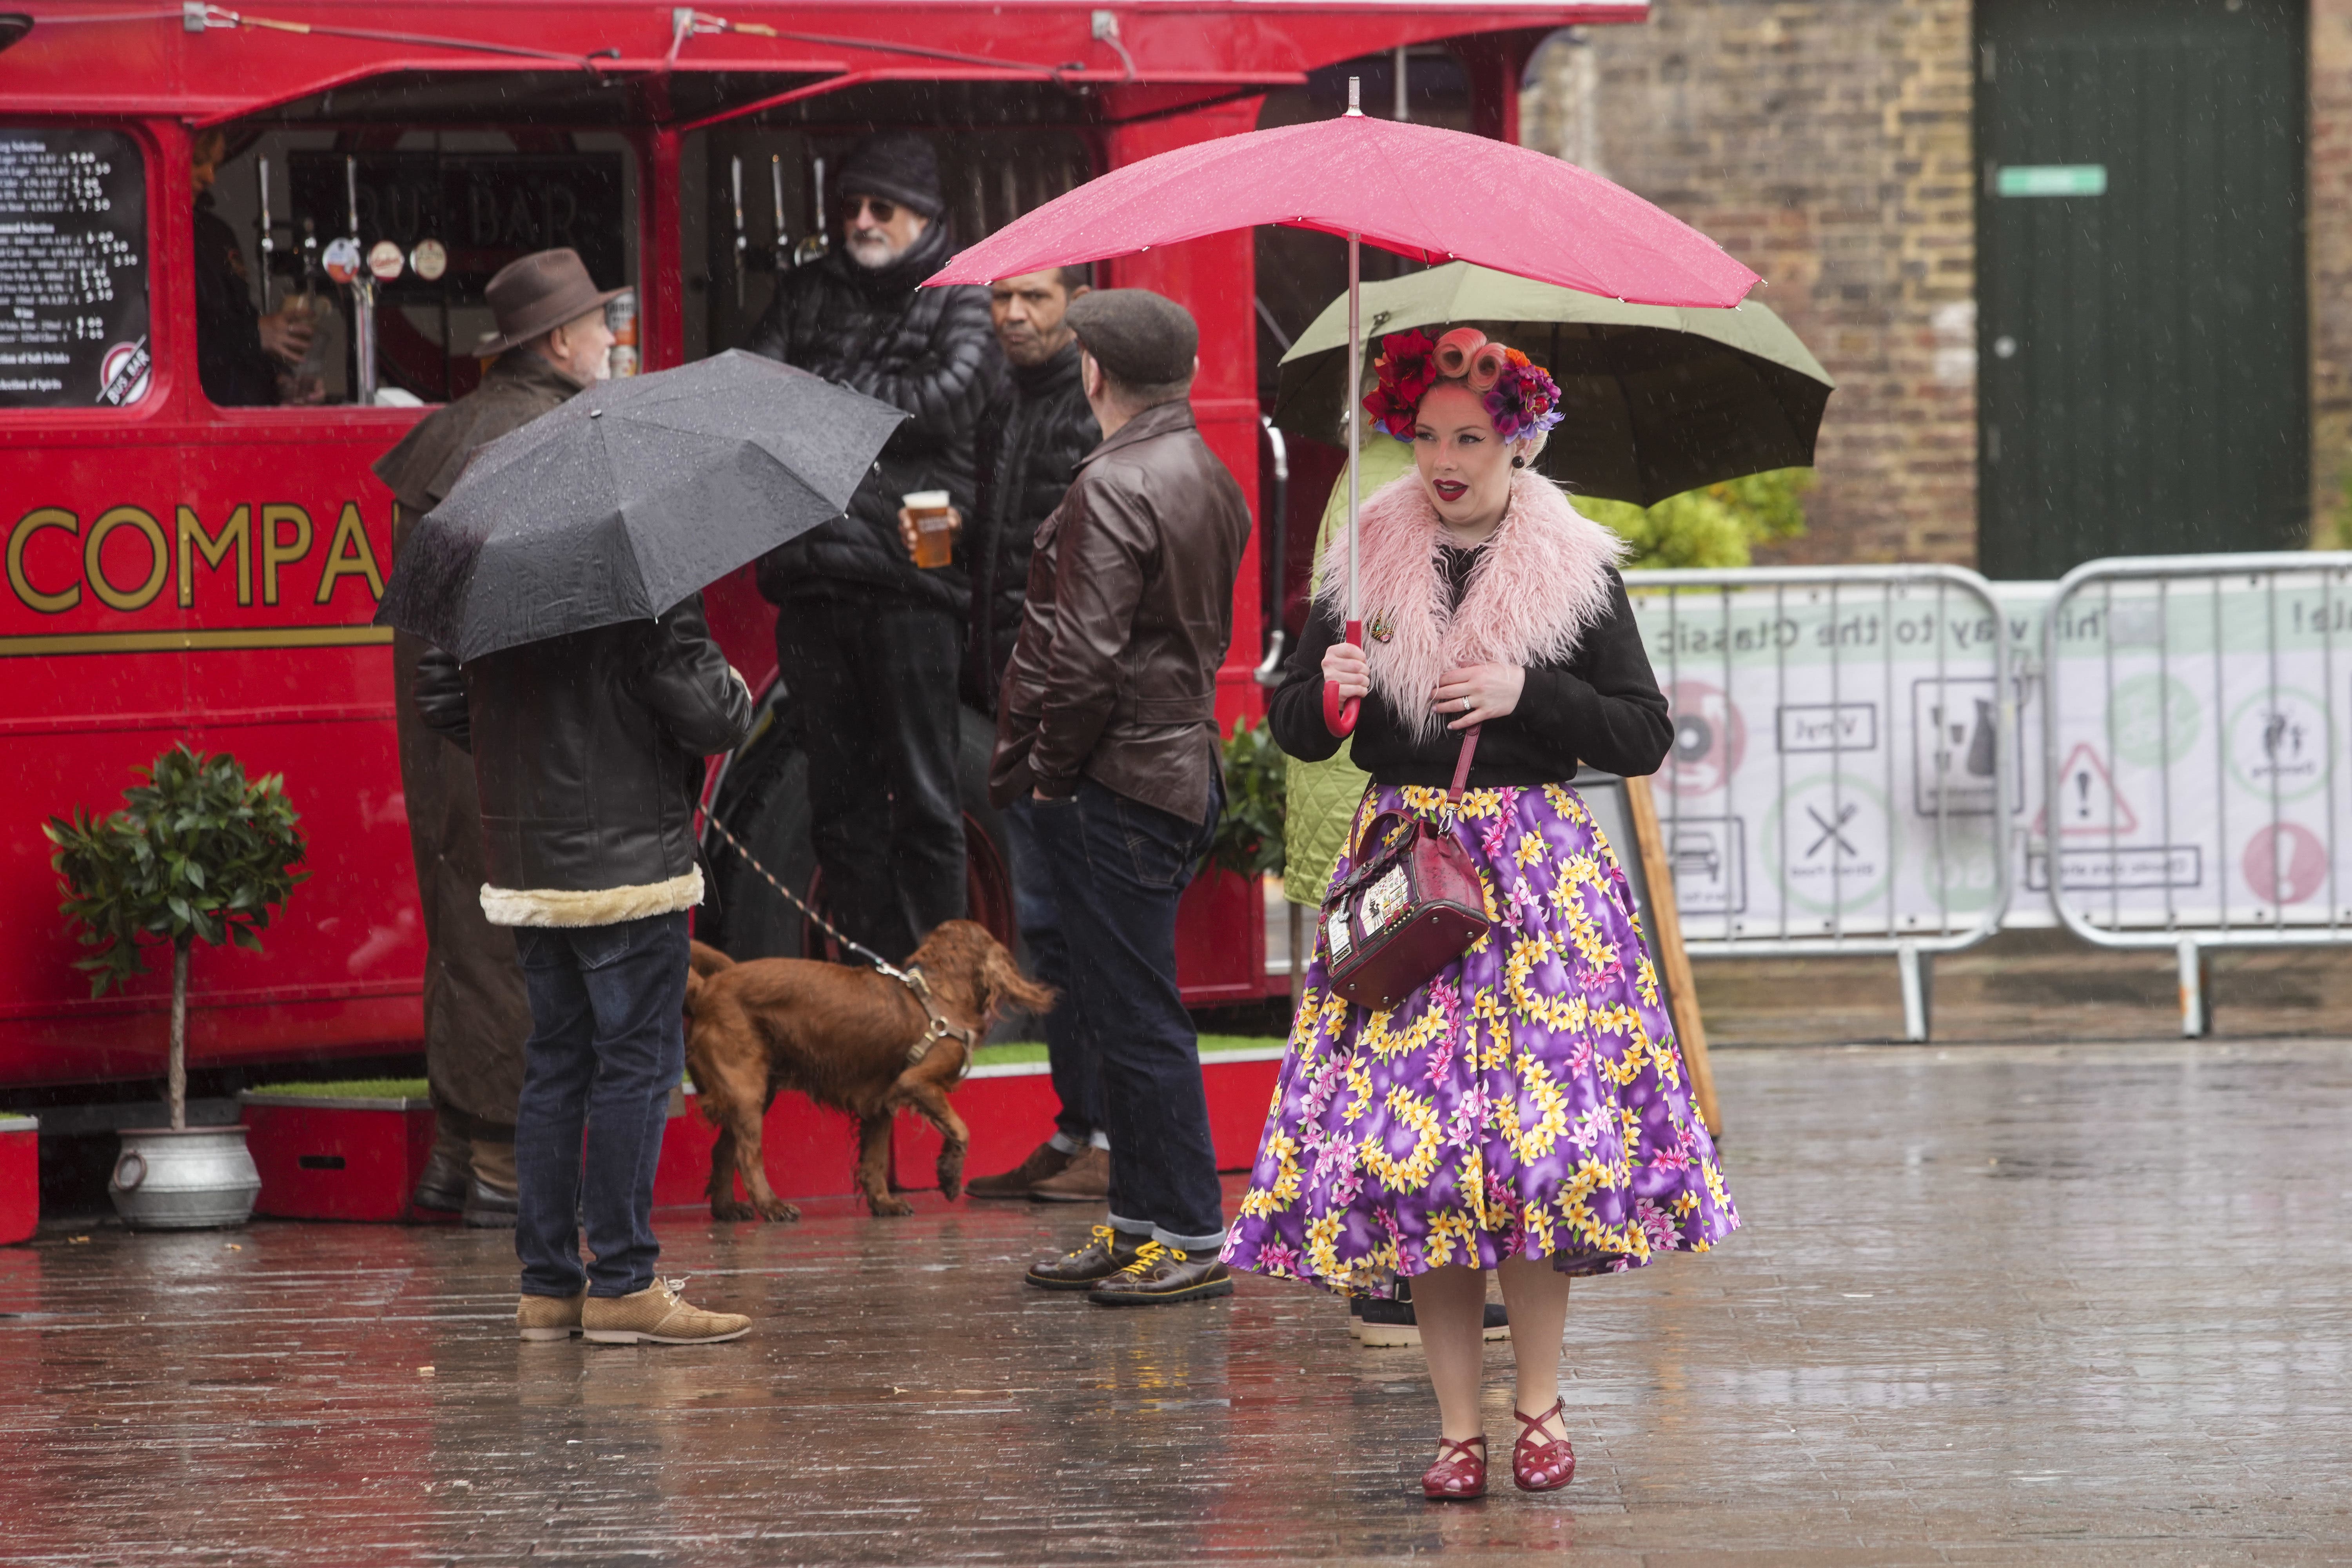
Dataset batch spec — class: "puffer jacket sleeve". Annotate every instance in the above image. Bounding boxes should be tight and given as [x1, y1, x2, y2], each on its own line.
[741, 267, 805, 364]
[1026, 474, 1151, 795]
[849, 283, 999, 449]
[633, 595, 755, 757]
[414, 646, 472, 753]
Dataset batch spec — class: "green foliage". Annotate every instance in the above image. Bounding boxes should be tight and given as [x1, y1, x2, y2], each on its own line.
[1575, 468, 1814, 570]
[45, 744, 307, 997]
[1210, 718, 1287, 879]
[244, 1078, 429, 1101]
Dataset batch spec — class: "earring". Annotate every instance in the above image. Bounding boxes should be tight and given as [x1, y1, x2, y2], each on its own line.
[1511, 456, 1527, 469]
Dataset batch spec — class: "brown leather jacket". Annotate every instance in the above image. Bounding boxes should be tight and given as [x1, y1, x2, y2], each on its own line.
[989, 398, 1249, 821]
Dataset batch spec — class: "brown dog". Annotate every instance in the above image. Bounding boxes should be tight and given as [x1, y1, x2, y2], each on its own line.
[683, 920, 1055, 1221]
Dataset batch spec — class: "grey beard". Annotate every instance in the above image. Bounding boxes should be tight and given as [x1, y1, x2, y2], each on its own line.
[846, 231, 907, 269]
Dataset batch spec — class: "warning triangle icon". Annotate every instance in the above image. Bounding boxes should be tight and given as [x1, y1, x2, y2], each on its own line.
[2036, 743, 2139, 837]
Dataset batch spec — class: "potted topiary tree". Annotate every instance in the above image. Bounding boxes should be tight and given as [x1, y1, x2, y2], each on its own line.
[45, 744, 305, 1229]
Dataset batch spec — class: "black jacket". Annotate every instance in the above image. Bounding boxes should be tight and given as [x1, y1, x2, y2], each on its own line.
[415, 595, 753, 923]
[194, 194, 279, 408]
[964, 341, 1098, 711]
[1270, 551, 1673, 788]
[743, 221, 999, 615]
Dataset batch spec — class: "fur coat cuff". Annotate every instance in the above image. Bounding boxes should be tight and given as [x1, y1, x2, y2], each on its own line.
[479, 867, 704, 928]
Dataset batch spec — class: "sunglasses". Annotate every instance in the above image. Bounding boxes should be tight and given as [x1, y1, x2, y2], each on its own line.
[840, 195, 900, 223]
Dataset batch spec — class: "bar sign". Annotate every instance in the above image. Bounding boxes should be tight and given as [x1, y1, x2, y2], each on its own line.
[1996, 164, 2107, 198]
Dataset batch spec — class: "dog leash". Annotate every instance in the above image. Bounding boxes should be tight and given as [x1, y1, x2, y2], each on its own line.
[702, 809, 980, 1077]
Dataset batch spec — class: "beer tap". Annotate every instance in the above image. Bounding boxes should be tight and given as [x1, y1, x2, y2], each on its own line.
[770, 153, 787, 276]
[794, 154, 829, 267]
[255, 156, 273, 311]
[347, 155, 376, 405]
[730, 154, 746, 309]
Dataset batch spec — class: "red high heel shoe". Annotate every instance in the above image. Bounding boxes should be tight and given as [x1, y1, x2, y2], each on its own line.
[1512, 1399, 1575, 1492]
[1421, 1435, 1488, 1500]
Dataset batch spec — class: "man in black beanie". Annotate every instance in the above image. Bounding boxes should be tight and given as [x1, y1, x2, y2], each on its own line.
[744, 132, 1000, 966]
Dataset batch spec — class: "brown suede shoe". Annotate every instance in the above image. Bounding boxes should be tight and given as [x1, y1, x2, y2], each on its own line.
[517, 1292, 586, 1342]
[581, 1278, 750, 1345]
[1087, 1242, 1234, 1307]
[1028, 1144, 1110, 1203]
[1024, 1223, 1146, 1290]
[966, 1140, 1078, 1200]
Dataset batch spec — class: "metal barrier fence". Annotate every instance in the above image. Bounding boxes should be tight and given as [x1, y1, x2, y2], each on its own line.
[2040, 552, 2352, 1034]
[1622, 566, 2016, 1040]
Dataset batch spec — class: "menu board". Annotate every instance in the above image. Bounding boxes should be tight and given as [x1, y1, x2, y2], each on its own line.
[0, 128, 149, 408]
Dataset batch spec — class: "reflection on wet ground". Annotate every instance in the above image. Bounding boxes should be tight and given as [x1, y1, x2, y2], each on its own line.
[4, 1040, 2350, 1565]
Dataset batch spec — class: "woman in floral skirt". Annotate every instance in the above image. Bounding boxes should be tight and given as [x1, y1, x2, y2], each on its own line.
[1221, 327, 1738, 1501]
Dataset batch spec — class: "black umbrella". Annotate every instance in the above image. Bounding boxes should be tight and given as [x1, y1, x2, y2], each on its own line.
[376, 350, 904, 662]
[1272, 263, 1833, 506]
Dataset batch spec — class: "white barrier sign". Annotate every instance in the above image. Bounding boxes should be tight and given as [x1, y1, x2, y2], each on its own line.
[1625, 571, 2011, 950]
[2041, 564, 2352, 935]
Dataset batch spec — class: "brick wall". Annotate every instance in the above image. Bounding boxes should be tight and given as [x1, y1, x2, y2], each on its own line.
[1524, 0, 2352, 564]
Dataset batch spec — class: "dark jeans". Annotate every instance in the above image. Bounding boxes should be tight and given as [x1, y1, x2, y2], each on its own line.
[512, 912, 690, 1299]
[1003, 797, 1100, 1144]
[776, 594, 967, 964]
[1030, 777, 1225, 1248]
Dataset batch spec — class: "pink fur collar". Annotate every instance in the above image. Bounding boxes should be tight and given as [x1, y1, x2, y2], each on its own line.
[1314, 470, 1626, 745]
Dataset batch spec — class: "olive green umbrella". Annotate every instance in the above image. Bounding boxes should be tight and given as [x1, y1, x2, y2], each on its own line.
[1272, 262, 1833, 506]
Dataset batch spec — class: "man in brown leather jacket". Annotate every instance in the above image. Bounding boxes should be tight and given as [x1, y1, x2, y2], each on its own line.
[990, 289, 1249, 1307]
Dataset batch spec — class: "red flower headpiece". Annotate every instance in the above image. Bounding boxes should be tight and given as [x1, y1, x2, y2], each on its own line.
[1363, 326, 1563, 445]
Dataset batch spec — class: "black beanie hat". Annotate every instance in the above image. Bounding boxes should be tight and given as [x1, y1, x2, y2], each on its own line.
[838, 131, 945, 220]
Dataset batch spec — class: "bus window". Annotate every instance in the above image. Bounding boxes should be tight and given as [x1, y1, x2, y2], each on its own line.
[684, 125, 1089, 361]
[201, 127, 639, 408]
[0, 126, 149, 409]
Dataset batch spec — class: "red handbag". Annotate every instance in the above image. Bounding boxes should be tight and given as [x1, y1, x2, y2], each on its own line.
[1321, 726, 1492, 1012]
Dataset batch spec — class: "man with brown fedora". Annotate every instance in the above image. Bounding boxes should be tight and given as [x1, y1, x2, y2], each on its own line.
[373, 247, 621, 1227]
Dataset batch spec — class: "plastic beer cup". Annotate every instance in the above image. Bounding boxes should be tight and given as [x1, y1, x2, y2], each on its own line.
[904, 490, 955, 569]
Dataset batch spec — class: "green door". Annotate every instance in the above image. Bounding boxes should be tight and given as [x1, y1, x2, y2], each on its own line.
[1976, 0, 2306, 579]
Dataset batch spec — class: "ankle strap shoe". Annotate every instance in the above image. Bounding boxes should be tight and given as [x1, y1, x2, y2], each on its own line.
[1421, 1434, 1487, 1500]
[1511, 1399, 1575, 1492]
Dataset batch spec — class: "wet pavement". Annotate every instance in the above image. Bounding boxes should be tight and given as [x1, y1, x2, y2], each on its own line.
[4, 1039, 2350, 1566]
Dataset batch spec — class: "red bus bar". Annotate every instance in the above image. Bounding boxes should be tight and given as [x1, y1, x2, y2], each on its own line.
[0, 0, 1642, 1089]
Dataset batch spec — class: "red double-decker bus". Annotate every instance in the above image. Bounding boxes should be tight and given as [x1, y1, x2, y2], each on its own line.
[0, 0, 1641, 1091]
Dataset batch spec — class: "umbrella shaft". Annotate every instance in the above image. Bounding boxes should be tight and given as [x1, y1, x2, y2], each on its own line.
[1346, 229, 1360, 622]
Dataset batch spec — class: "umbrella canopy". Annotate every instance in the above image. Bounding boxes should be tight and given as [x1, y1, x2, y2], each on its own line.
[925, 112, 1759, 310]
[1273, 263, 1834, 506]
[925, 91, 1764, 737]
[376, 350, 904, 663]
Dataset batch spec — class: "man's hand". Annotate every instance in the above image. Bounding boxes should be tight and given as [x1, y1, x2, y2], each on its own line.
[1321, 638, 1371, 703]
[257, 308, 314, 366]
[1432, 663, 1525, 730]
[897, 505, 963, 560]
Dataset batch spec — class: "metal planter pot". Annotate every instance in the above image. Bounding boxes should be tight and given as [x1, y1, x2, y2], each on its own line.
[110, 1125, 260, 1230]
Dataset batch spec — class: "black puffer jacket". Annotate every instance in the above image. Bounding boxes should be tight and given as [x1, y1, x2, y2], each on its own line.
[744, 221, 999, 615]
[963, 341, 1098, 712]
[415, 595, 753, 925]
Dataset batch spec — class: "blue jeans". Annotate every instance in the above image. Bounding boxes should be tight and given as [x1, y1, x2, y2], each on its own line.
[1029, 777, 1225, 1249]
[511, 912, 690, 1299]
[1002, 797, 1101, 1145]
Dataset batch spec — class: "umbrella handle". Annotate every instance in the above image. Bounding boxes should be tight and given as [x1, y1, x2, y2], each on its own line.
[1321, 619, 1363, 737]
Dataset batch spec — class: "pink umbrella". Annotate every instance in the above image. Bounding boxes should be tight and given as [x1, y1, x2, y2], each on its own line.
[928, 83, 1761, 734]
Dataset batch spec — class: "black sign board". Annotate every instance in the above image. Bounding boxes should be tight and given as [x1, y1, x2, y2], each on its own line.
[0, 129, 150, 409]
[287, 152, 625, 302]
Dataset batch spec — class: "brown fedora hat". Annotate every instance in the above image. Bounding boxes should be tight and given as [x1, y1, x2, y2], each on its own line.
[473, 248, 627, 356]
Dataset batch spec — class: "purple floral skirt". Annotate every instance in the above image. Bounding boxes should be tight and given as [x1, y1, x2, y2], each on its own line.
[1221, 780, 1738, 1295]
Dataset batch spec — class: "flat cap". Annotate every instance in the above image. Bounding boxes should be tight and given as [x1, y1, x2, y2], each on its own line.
[1066, 289, 1197, 386]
